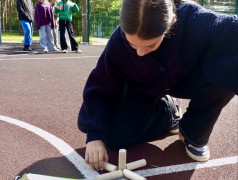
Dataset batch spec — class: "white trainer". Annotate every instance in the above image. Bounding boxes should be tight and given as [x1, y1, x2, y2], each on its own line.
[62, 49, 67, 53]
[75, 49, 82, 54]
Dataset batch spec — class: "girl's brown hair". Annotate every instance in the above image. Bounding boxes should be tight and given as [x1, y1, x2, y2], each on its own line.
[120, 0, 177, 39]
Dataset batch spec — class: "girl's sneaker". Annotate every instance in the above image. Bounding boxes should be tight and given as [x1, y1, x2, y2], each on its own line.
[179, 133, 210, 161]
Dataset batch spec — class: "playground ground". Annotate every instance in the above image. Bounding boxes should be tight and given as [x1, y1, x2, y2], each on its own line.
[0, 43, 237, 180]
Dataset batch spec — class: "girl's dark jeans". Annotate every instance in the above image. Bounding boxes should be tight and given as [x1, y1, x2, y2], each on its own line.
[104, 69, 234, 149]
[169, 69, 234, 147]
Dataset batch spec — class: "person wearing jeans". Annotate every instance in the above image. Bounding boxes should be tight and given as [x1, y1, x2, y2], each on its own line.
[35, 0, 58, 53]
[38, 25, 58, 52]
[17, 0, 34, 51]
[19, 20, 33, 50]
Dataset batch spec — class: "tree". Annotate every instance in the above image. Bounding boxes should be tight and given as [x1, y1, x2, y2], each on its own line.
[9, 0, 12, 32]
[1, 0, 237, 40]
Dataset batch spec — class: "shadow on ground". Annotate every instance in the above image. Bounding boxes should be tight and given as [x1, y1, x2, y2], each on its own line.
[16, 154, 84, 179]
[0, 43, 42, 55]
[16, 138, 195, 180]
[76, 137, 195, 180]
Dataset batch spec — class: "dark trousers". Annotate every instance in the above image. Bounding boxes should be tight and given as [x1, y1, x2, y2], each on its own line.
[169, 69, 234, 147]
[59, 20, 78, 51]
[104, 89, 173, 149]
[104, 69, 234, 149]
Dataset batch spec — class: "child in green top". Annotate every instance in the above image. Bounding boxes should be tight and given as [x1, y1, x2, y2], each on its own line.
[55, 0, 82, 53]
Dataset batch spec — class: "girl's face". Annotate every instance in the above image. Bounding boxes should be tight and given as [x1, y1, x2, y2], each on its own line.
[125, 33, 164, 57]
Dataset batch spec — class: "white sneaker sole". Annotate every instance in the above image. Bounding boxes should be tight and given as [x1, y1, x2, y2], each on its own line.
[185, 147, 210, 162]
[179, 132, 210, 162]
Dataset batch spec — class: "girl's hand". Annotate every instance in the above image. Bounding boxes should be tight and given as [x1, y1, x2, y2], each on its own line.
[85, 140, 109, 171]
[55, 6, 61, 10]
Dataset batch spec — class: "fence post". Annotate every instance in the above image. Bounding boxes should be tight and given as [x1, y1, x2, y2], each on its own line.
[87, 0, 90, 42]
[82, 0, 89, 43]
[201, 0, 204, 6]
[236, 0, 238, 14]
[97, 15, 99, 37]
[107, 11, 109, 37]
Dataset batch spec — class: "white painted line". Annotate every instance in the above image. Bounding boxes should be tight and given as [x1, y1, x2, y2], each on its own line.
[135, 156, 238, 178]
[0, 115, 99, 180]
[0, 54, 29, 58]
[0, 56, 100, 61]
[1, 115, 237, 179]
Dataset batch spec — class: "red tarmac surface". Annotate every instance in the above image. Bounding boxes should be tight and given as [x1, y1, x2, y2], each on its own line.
[0, 43, 237, 180]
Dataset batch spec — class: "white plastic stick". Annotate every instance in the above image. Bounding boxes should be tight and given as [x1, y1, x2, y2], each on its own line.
[123, 169, 146, 180]
[103, 161, 117, 172]
[118, 149, 127, 170]
[126, 159, 147, 170]
[97, 170, 123, 180]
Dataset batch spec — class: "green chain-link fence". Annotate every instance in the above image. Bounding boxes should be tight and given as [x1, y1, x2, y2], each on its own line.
[200, 0, 238, 14]
[89, 0, 238, 39]
[89, 10, 120, 39]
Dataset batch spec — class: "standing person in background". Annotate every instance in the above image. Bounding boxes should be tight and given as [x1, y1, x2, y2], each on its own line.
[35, 0, 58, 53]
[55, 0, 82, 53]
[16, 0, 34, 51]
[50, 0, 61, 49]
